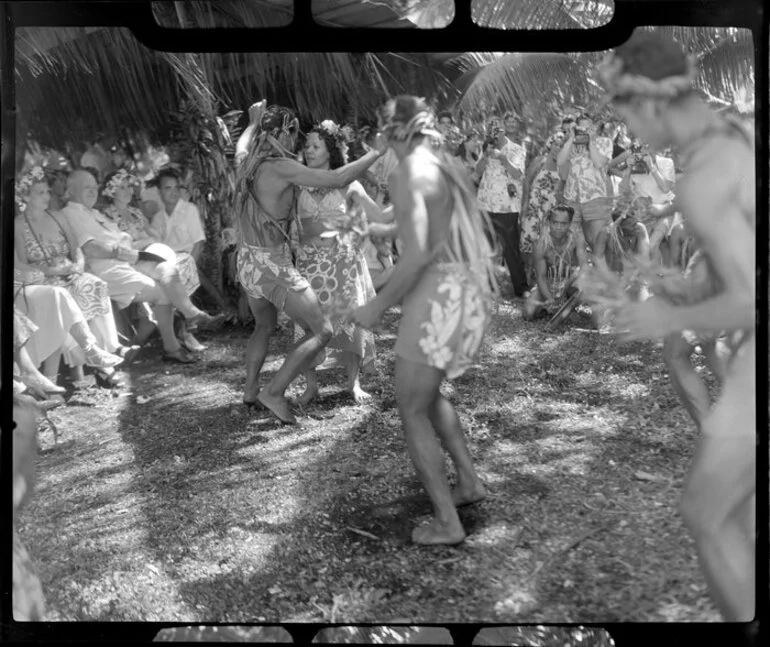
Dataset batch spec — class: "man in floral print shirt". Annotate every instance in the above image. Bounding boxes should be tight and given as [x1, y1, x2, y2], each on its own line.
[476, 115, 528, 297]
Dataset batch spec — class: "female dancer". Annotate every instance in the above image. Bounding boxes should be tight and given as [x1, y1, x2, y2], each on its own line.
[294, 120, 386, 405]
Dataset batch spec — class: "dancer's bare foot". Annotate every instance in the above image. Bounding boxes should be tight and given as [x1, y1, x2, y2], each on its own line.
[451, 483, 487, 508]
[411, 518, 466, 546]
[350, 383, 372, 404]
[298, 383, 319, 407]
[257, 390, 297, 425]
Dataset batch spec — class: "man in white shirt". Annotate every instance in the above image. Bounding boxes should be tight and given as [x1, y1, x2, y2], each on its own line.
[617, 141, 677, 262]
[152, 168, 206, 270]
[476, 115, 528, 297]
[62, 170, 218, 364]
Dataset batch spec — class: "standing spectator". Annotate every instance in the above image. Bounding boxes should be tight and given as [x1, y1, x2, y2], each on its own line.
[476, 116, 528, 297]
[558, 113, 614, 250]
[520, 132, 565, 285]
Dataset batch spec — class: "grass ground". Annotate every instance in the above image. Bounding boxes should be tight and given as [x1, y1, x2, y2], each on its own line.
[19, 285, 722, 624]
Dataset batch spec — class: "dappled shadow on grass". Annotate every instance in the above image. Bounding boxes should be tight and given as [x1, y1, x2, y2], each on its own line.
[24, 295, 721, 625]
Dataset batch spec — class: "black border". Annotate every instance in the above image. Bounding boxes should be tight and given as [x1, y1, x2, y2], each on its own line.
[2, 0, 767, 644]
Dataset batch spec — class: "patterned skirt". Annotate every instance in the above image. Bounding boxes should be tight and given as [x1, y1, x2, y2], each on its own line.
[395, 263, 490, 380]
[44, 271, 111, 320]
[294, 239, 376, 367]
[13, 309, 38, 351]
[175, 252, 200, 296]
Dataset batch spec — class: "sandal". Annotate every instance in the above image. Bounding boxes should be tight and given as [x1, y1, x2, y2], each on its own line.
[116, 344, 142, 364]
[163, 348, 197, 364]
[95, 370, 126, 389]
[84, 345, 124, 370]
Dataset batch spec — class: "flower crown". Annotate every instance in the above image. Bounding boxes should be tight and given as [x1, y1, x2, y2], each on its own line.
[14, 166, 47, 211]
[595, 51, 697, 102]
[103, 168, 142, 198]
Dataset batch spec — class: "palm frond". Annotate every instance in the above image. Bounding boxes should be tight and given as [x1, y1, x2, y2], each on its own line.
[151, 1, 293, 28]
[471, 0, 614, 30]
[455, 52, 600, 119]
[366, 0, 455, 28]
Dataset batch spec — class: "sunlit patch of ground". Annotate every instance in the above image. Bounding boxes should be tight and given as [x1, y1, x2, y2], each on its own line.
[20, 289, 721, 623]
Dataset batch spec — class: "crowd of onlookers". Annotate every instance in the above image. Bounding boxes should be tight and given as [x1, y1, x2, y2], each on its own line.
[7, 101, 708, 408]
[424, 107, 690, 327]
[12, 142, 227, 410]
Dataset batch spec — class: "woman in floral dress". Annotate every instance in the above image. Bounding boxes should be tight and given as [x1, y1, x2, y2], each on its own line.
[293, 120, 386, 405]
[520, 131, 565, 286]
[14, 167, 127, 385]
[101, 169, 208, 351]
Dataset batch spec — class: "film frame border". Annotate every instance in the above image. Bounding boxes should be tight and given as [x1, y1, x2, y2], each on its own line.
[1, 0, 766, 644]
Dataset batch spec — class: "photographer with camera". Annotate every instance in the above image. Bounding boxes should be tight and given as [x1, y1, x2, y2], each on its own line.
[476, 115, 528, 297]
[613, 138, 676, 263]
[557, 113, 614, 250]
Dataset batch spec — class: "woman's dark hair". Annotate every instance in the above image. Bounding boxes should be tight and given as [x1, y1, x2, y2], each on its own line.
[548, 204, 575, 223]
[308, 127, 346, 170]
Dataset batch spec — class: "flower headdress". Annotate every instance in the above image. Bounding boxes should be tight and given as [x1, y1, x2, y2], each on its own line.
[102, 168, 143, 198]
[14, 166, 47, 211]
[314, 119, 348, 154]
[595, 50, 697, 103]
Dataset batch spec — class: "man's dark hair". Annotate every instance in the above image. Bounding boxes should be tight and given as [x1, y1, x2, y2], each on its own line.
[156, 167, 182, 186]
[549, 204, 575, 223]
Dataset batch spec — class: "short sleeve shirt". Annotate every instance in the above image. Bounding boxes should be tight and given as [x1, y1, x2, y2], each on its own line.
[563, 136, 613, 204]
[60, 201, 133, 273]
[629, 156, 676, 205]
[477, 138, 526, 213]
[154, 199, 205, 253]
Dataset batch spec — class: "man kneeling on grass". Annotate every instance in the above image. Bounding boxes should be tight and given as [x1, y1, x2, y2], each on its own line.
[523, 204, 587, 323]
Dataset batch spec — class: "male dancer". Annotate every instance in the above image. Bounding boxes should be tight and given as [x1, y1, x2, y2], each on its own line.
[353, 96, 498, 545]
[599, 31, 755, 621]
[234, 102, 386, 423]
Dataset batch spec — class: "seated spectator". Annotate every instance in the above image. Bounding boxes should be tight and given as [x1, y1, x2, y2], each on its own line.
[14, 277, 125, 386]
[60, 169, 222, 365]
[523, 205, 587, 322]
[102, 169, 190, 348]
[14, 166, 130, 386]
[615, 140, 676, 260]
[13, 309, 66, 400]
[593, 198, 651, 299]
[146, 167, 217, 350]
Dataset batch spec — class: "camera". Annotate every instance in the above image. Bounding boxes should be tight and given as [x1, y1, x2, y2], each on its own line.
[506, 183, 517, 198]
[630, 152, 649, 174]
[573, 129, 589, 145]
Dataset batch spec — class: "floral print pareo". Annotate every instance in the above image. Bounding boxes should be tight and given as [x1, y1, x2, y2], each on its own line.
[563, 137, 613, 204]
[521, 168, 561, 254]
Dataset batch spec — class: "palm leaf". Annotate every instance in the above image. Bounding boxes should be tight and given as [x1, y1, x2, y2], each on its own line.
[471, 0, 614, 30]
[454, 52, 600, 119]
[151, 1, 293, 28]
